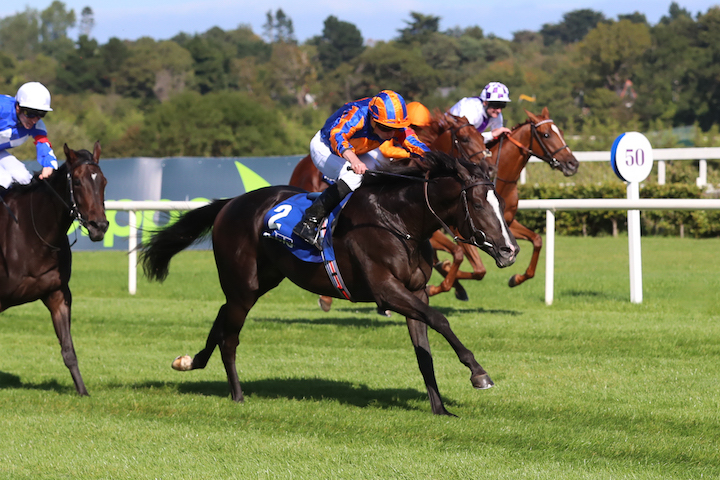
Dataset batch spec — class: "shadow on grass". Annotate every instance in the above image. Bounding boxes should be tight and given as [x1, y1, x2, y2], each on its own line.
[0, 370, 75, 394]
[255, 305, 521, 328]
[563, 289, 626, 302]
[136, 376, 452, 412]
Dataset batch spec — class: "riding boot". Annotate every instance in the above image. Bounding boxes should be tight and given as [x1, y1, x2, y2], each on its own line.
[293, 180, 352, 247]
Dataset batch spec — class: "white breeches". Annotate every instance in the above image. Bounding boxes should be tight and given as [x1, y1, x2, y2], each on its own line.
[0, 151, 33, 189]
[309, 131, 389, 191]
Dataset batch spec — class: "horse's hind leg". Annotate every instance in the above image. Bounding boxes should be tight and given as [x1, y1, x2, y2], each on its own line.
[172, 302, 249, 402]
[43, 288, 88, 396]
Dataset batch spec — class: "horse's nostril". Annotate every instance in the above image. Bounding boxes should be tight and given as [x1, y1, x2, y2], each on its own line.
[91, 220, 110, 233]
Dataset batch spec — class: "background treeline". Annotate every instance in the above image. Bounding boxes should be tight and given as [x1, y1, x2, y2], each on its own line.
[2, 2, 720, 160]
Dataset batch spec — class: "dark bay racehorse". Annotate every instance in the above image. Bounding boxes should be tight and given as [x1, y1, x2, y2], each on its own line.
[431, 107, 579, 294]
[0, 142, 108, 396]
[140, 152, 518, 416]
[289, 112, 490, 309]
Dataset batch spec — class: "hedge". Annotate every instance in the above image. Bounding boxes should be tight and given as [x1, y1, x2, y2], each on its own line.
[514, 183, 720, 238]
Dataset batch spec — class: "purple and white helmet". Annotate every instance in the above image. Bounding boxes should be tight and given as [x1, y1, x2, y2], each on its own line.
[479, 82, 511, 103]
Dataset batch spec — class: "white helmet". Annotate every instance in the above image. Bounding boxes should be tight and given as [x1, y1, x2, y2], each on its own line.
[16, 82, 53, 112]
[479, 82, 511, 103]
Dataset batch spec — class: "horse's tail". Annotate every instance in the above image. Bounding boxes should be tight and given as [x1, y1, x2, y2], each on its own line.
[140, 198, 231, 282]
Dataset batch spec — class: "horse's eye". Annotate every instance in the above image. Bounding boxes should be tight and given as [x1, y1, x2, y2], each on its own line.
[543, 133, 550, 138]
[73, 179, 81, 186]
[473, 203, 483, 210]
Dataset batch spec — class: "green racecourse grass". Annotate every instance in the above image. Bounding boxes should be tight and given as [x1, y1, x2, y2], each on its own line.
[1, 236, 719, 479]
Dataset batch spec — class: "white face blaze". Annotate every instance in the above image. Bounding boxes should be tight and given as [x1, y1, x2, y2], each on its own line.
[485, 189, 514, 249]
[91, 172, 98, 181]
[550, 124, 572, 154]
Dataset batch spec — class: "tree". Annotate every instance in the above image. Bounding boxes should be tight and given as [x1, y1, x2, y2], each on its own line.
[0, 8, 41, 60]
[263, 9, 296, 44]
[578, 19, 651, 93]
[79, 6, 94, 37]
[396, 12, 440, 45]
[541, 9, 606, 45]
[39, 1, 76, 58]
[316, 16, 364, 72]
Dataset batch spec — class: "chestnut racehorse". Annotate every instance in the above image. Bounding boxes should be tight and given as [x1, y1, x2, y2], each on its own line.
[432, 107, 579, 292]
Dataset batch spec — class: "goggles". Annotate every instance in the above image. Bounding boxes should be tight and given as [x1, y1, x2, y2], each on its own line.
[20, 107, 47, 119]
[487, 102, 507, 110]
[374, 121, 399, 133]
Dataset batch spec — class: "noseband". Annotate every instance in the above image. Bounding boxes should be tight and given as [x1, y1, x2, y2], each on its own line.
[501, 118, 570, 170]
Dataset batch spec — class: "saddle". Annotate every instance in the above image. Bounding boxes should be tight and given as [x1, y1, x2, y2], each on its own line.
[262, 193, 353, 300]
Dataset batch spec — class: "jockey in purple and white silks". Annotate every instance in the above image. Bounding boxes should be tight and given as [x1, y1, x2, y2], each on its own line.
[448, 81, 512, 142]
[0, 82, 58, 193]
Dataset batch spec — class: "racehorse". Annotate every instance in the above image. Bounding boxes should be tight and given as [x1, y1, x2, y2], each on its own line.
[289, 112, 491, 310]
[140, 152, 518, 416]
[432, 107, 579, 293]
[0, 142, 108, 396]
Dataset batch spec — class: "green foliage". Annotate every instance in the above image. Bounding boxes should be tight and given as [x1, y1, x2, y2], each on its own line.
[315, 16, 364, 73]
[2, 2, 720, 158]
[137, 90, 295, 156]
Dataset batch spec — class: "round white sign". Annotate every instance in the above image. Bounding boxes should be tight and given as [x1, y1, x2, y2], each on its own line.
[611, 132, 654, 183]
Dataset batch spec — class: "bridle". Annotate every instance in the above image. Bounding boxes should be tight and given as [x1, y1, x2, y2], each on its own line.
[424, 176, 495, 250]
[31, 160, 99, 249]
[366, 168, 496, 250]
[446, 120, 492, 163]
[498, 118, 570, 172]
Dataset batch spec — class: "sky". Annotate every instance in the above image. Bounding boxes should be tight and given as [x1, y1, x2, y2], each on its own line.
[2, 0, 719, 44]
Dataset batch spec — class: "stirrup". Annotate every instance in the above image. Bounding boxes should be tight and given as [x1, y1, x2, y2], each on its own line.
[293, 219, 321, 247]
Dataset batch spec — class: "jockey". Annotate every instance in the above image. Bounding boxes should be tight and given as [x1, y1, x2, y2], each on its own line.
[293, 90, 429, 247]
[448, 81, 512, 142]
[377, 101, 432, 160]
[0, 82, 58, 195]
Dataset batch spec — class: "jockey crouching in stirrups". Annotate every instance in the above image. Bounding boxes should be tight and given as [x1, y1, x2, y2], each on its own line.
[293, 90, 429, 247]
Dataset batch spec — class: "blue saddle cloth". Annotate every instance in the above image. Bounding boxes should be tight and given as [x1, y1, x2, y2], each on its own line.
[262, 192, 353, 300]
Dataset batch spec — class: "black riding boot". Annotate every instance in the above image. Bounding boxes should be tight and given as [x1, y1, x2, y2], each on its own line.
[293, 180, 352, 247]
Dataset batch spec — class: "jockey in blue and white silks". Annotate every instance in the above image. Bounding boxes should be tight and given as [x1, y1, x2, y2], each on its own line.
[0, 82, 57, 191]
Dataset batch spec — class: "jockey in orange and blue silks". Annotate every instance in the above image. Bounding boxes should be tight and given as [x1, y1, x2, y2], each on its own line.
[294, 90, 429, 247]
[0, 82, 57, 193]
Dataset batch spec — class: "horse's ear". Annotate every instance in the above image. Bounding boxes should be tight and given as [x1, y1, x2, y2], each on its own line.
[92, 141, 102, 163]
[64, 143, 78, 166]
[541, 106, 549, 118]
[524, 109, 539, 123]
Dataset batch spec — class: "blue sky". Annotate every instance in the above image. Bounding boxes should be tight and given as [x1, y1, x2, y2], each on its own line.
[3, 0, 719, 44]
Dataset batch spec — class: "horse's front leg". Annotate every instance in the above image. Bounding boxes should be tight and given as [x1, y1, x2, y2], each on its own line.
[43, 288, 88, 396]
[508, 220, 541, 287]
[377, 280, 493, 412]
[427, 231, 467, 299]
[405, 289, 453, 416]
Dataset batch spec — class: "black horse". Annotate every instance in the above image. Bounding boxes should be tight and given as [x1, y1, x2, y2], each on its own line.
[0, 142, 109, 396]
[140, 152, 518, 415]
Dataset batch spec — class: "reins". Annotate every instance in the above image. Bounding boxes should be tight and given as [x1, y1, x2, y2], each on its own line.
[494, 118, 570, 184]
[30, 160, 97, 249]
[448, 120, 492, 163]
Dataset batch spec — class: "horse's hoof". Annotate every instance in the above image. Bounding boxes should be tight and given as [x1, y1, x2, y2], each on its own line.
[318, 296, 332, 312]
[377, 307, 391, 317]
[454, 287, 469, 302]
[172, 355, 193, 371]
[508, 275, 519, 288]
[471, 374, 494, 390]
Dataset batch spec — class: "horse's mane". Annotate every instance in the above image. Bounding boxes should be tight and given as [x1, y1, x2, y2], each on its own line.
[362, 151, 493, 188]
[6, 161, 69, 194]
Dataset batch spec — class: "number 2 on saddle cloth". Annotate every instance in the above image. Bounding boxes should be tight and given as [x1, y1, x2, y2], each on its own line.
[262, 193, 353, 300]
